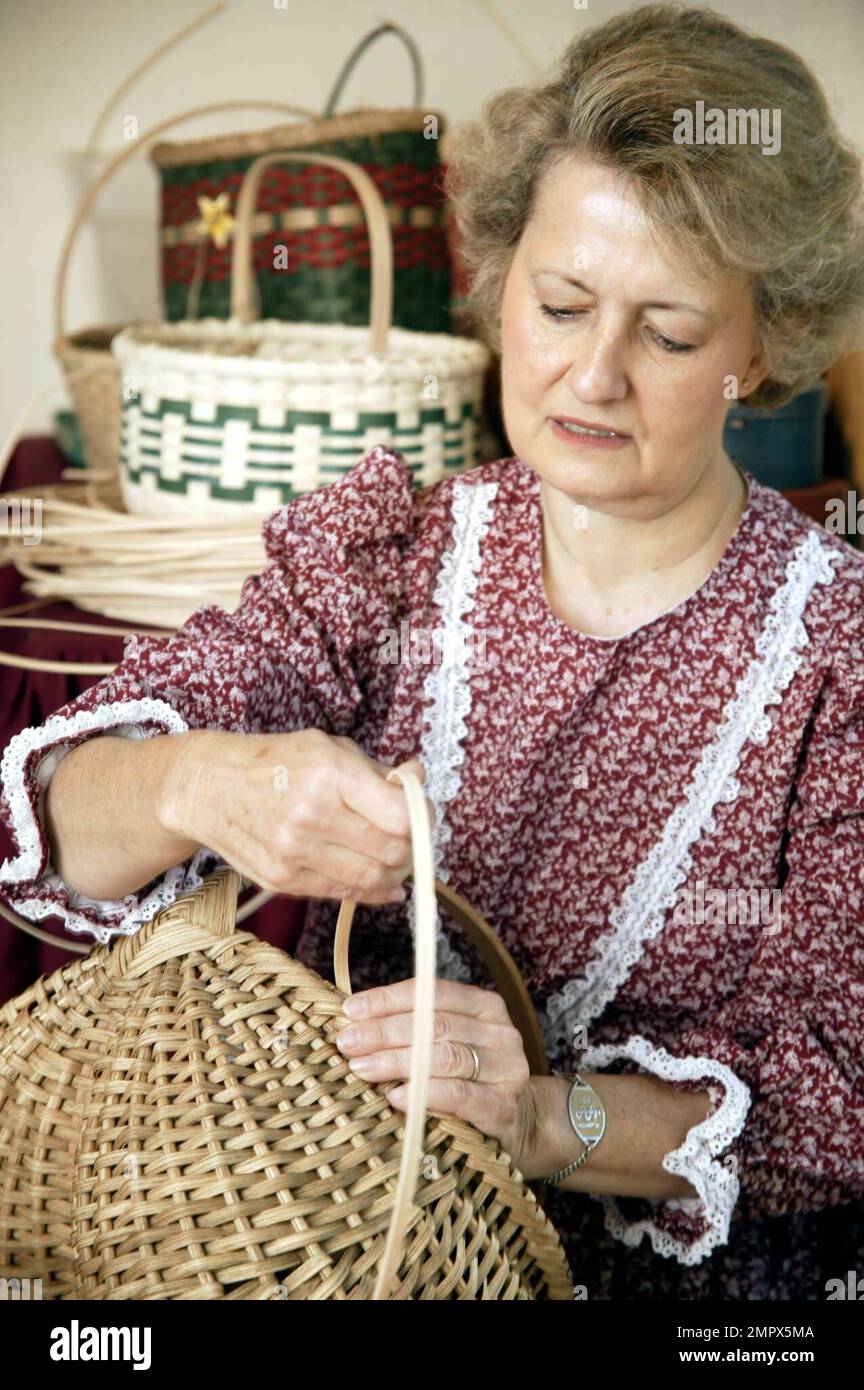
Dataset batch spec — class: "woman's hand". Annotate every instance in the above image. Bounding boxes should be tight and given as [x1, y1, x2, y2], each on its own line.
[158, 725, 433, 907]
[334, 978, 538, 1170]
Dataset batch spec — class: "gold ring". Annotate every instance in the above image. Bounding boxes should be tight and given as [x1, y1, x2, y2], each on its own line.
[465, 1043, 481, 1083]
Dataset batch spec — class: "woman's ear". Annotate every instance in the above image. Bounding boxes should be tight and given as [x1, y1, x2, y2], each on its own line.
[740, 342, 768, 397]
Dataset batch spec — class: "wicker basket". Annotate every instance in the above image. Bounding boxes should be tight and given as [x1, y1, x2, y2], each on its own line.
[53, 101, 319, 475]
[152, 23, 452, 333]
[0, 767, 571, 1300]
[112, 150, 490, 517]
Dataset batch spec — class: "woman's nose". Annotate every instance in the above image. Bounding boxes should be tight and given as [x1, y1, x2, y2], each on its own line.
[563, 329, 629, 403]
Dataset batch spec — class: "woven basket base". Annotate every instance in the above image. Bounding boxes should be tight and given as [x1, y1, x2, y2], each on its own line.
[0, 889, 571, 1301]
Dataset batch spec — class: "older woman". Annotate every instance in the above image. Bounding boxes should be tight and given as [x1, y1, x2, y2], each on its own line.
[2, 4, 863, 1300]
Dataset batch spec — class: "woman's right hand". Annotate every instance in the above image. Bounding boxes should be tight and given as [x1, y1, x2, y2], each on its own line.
[158, 726, 432, 905]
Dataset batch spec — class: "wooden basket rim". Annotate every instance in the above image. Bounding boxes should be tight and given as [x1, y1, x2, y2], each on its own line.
[151, 106, 448, 170]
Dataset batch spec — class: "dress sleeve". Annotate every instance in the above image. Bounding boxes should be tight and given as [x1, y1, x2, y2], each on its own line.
[580, 598, 864, 1266]
[0, 444, 415, 944]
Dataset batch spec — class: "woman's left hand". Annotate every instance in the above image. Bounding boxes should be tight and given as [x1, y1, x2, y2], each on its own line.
[334, 978, 538, 1170]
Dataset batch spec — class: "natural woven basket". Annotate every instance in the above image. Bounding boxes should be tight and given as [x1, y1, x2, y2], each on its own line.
[0, 768, 571, 1300]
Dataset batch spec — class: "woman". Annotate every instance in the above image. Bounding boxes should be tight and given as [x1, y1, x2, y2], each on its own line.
[2, 4, 863, 1299]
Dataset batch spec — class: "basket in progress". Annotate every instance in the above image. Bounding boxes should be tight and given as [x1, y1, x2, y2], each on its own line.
[0, 768, 571, 1300]
[112, 149, 490, 518]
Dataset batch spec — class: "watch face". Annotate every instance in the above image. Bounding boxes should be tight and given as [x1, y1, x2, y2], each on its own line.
[568, 1083, 606, 1145]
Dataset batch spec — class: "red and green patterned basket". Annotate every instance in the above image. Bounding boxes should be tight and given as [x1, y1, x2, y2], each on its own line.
[112, 150, 490, 518]
[152, 25, 454, 335]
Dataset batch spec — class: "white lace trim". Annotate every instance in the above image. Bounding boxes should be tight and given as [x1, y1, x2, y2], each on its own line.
[581, 1034, 752, 1266]
[540, 530, 840, 1051]
[413, 479, 500, 982]
[0, 697, 223, 944]
[0, 697, 188, 883]
[10, 846, 226, 945]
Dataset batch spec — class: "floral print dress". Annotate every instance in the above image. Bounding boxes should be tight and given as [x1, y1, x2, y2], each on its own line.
[1, 444, 863, 1300]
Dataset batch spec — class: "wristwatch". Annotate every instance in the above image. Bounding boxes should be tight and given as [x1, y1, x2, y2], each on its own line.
[543, 1072, 607, 1184]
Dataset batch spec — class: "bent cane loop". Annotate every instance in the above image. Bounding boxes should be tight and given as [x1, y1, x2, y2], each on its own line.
[333, 766, 437, 1301]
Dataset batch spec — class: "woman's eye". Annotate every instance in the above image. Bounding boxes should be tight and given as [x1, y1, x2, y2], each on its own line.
[539, 303, 580, 322]
[648, 327, 694, 354]
[538, 304, 695, 355]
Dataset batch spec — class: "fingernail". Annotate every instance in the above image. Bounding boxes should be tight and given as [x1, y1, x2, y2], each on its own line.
[389, 1085, 405, 1102]
[342, 995, 365, 1017]
[336, 1028, 359, 1048]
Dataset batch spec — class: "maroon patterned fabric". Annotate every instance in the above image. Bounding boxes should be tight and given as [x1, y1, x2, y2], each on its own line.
[0, 439, 306, 1006]
[1, 441, 862, 1298]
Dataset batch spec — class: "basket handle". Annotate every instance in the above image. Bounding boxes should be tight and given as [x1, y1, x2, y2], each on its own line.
[54, 100, 320, 344]
[338, 766, 436, 1299]
[84, 3, 226, 154]
[229, 151, 393, 354]
[322, 21, 424, 118]
[333, 766, 549, 1299]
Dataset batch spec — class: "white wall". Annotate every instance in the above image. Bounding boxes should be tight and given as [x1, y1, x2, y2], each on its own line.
[1, 0, 862, 446]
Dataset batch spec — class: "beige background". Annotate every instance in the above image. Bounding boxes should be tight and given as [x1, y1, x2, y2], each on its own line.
[1, 0, 862, 445]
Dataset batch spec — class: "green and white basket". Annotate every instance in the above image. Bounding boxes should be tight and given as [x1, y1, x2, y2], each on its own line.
[112, 150, 490, 517]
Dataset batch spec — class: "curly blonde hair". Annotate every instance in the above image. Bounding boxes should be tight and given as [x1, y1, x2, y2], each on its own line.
[444, 2, 864, 408]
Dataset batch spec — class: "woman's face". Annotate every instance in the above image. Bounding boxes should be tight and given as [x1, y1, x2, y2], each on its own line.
[499, 157, 766, 515]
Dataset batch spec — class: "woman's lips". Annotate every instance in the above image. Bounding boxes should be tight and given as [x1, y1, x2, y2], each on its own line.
[548, 417, 632, 450]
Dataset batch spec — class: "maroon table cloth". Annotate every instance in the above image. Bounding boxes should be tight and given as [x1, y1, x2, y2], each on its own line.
[0, 437, 307, 1007]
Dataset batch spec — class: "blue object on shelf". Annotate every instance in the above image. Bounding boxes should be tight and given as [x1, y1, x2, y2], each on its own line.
[723, 378, 827, 490]
[52, 410, 88, 468]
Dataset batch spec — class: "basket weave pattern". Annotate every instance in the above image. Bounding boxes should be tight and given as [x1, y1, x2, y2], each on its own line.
[0, 868, 571, 1300]
[158, 132, 452, 333]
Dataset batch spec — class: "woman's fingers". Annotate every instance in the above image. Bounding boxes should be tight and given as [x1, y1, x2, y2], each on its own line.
[340, 978, 512, 1027]
[334, 741, 436, 839]
[343, 1040, 503, 1085]
[335, 997, 528, 1098]
[302, 841, 409, 900]
[326, 802, 413, 871]
[212, 837, 408, 906]
[272, 866, 403, 905]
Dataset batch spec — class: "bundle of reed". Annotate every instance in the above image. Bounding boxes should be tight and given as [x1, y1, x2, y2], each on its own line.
[0, 470, 266, 631]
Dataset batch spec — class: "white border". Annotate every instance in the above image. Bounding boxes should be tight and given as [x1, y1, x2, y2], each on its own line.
[582, 1035, 752, 1265]
[412, 477, 500, 981]
[0, 697, 219, 944]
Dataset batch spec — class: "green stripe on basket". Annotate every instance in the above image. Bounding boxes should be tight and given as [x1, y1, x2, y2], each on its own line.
[123, 457, 470, 504]
[162, 263, 451, 334]
[120, 395, 480, 503]
[133, 399, 472, 425]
